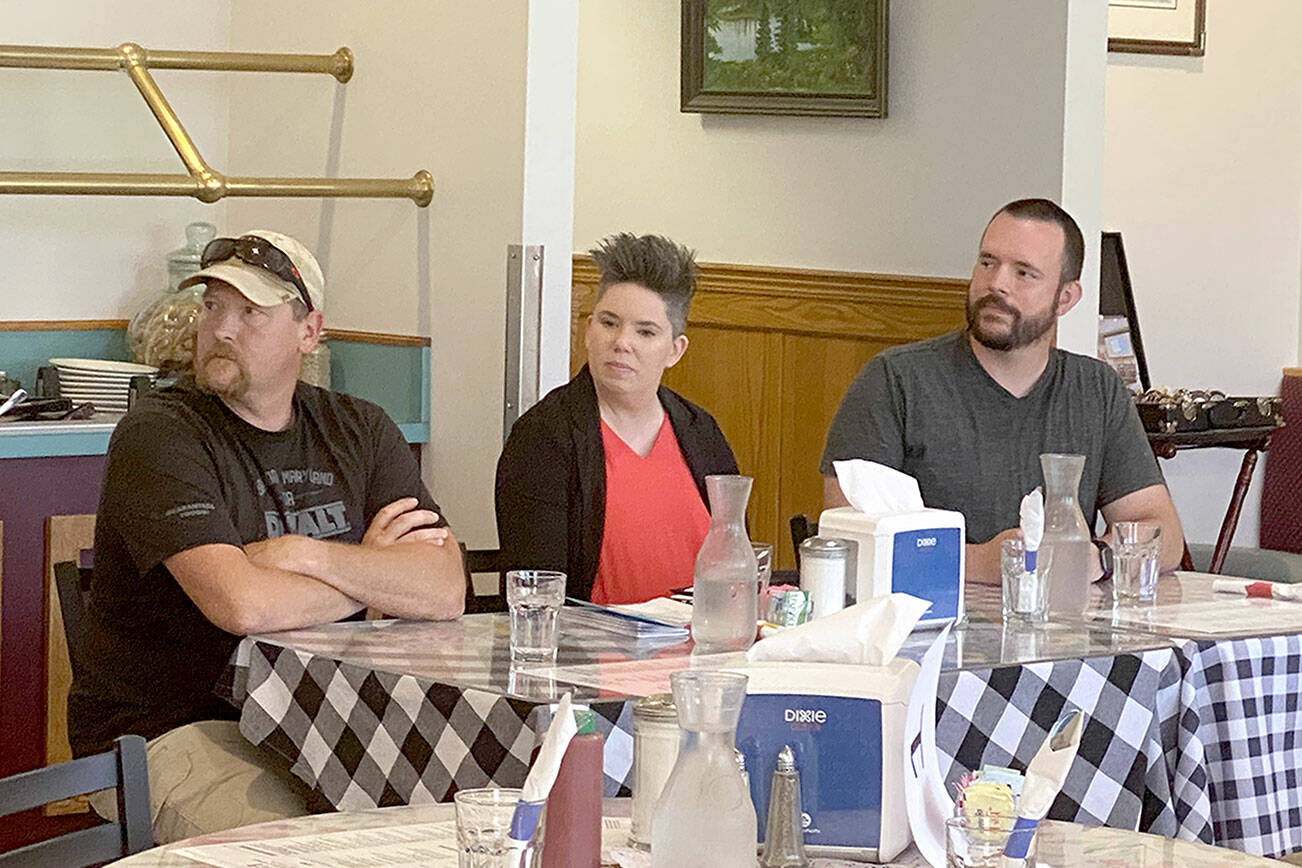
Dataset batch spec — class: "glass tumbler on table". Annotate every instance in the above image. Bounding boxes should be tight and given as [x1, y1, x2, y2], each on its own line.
[506, 570, 566, 664]
[454, 787, 539, 867]
[1000, 537, 1047, 623]
[1112, 521, 1162, 603]
[945, 815, 1035, 868]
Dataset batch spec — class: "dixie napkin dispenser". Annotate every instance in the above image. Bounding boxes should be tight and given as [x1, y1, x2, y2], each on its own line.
[816, 506, 965, 626]
[734, 659, 919, 862]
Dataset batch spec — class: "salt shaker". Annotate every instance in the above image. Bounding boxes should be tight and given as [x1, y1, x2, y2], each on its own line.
[760, 745, 809, 868]
[799, 537, 849, 619]
[630, 693, 678, 849]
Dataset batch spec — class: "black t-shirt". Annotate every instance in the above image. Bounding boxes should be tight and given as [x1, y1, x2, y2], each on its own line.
[820, 330, 1164, 544]
[69, 378, 440, 755]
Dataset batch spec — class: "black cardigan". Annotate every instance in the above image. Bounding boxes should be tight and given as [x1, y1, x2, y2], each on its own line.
[494, 366, 740, 601]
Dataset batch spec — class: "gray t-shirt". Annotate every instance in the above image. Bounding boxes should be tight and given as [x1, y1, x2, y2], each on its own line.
[820, 330, 1164, 544]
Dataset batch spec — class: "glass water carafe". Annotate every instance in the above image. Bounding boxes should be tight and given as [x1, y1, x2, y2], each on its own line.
[1039, 453, 1094, 616]
[651, 670, 756, 867]
[690, 475, 758, 655]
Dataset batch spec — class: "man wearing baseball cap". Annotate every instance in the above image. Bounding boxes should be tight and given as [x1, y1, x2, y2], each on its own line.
[70, 230, 464, 842]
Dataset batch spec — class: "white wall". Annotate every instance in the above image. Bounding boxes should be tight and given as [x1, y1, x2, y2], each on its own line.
[1, 3, 537, 547]
[226, 1, 532, 546]
[575, 0, 1070, 289]
[1104, 1, 1302, 546]
[524, 0, 580, 393]
[1058, 0, 1109, 356]
[0, 3, 232, 319]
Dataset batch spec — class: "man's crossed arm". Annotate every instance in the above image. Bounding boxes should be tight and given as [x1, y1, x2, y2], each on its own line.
[166, 497, 466, 635]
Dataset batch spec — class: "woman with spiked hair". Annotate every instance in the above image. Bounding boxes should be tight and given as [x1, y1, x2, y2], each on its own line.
[495, 233, 738, 604]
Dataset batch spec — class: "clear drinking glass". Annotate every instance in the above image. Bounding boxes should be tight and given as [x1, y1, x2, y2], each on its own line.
[506, 570, 566, 664]
[454, 787, 539, 867]
[1112, 522, 1162, 603]
[944, 816, 1035, 868]
[1001, 537, 1047, 623]
[507, 666, 558, 700]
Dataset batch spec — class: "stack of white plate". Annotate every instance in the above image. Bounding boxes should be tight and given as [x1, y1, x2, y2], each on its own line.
[50, 357, 159, 412]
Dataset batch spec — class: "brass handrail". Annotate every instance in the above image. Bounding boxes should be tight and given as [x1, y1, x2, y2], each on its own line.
[0, 43, 433, 207]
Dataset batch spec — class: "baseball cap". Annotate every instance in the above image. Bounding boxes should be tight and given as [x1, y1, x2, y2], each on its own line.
[178, 229, 325, 312]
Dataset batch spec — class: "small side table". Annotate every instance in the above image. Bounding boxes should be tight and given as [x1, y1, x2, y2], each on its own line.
[1147, 423, 1281, 574]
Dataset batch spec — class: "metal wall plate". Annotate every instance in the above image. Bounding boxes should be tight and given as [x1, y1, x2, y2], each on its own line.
[503, 244, 543, 441]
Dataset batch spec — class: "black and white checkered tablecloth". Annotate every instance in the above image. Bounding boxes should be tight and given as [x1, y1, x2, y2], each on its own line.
[223, 615, 649, 810]
[1170, 634, 1302, 858]
[932, 648, 1205, 840]
[230, 641, 636, 810]
[220, 612, 1302, 858]
[933, 635, 1302, 859]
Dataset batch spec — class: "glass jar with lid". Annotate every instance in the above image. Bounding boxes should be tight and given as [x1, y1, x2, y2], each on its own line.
[298, 334, 331, 390]
[629, 693, 679, 849]
[126, 221, 217, 373]
[799, 536, 850, 619]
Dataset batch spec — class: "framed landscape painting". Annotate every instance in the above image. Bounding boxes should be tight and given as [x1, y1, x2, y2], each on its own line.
[681, 0, 888, 118]
[1108, 0, 1206, 56]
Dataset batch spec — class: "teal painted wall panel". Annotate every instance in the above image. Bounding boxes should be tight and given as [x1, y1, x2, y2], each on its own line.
[0, 328, 430, 454]
[329, 339, 427, 426]
[0, 329, 129, 392]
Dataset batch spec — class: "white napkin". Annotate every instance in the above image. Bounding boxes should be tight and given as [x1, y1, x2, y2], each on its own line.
[745, 593, 932, 666]
[1212, 578, 1302, 602]
[903, 626, 955, 868]
[508, 692, 577, 844]
[1019, 489, 1044, 573]
[832, 459, 924, 515]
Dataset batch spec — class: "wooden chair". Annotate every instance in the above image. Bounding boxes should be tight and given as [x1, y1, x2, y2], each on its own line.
[789, 513, 817, 566]
[461, 544, 509, 614]
[44, 514, 96, 816]
[0, 734, 152, 867]
[52, 561, 92, 674]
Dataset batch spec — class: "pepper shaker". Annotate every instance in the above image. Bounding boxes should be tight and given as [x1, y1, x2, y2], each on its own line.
[735, 748, 750, 793]
[760, 745, 809, 868]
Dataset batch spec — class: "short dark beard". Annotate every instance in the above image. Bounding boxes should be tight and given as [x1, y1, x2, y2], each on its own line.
[194, 349, 250, 400]
[966, 289, 1060, 351]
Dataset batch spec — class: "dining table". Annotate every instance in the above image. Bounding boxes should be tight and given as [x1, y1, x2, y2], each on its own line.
[108, 798, 1284, 867]
[213, 572, 1302, 859]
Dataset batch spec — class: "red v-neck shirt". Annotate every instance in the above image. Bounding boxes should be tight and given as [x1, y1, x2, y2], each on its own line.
[591, 416, 711, 605]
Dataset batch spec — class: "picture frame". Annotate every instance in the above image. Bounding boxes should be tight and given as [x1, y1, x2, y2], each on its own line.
[1107, 0, 1205, 57]
[681, 0, 888, 118]
[1099, 231, 1150, 393]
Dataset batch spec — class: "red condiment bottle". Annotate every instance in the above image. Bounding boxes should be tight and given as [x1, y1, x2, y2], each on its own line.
[542, 707, 604, 868]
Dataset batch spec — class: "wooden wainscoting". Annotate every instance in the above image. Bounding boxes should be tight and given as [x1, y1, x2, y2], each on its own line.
[571, 257, 968, 568]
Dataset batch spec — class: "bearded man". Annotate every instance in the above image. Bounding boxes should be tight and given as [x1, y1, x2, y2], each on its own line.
[70, 230, 464, 843]
[820, 199, 1183, 583]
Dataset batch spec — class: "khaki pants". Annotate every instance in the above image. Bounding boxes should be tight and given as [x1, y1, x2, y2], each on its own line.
[90, 720, 313, 844]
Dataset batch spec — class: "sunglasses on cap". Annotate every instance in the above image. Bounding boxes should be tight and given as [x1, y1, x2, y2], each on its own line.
[200, 235, 314, 312]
